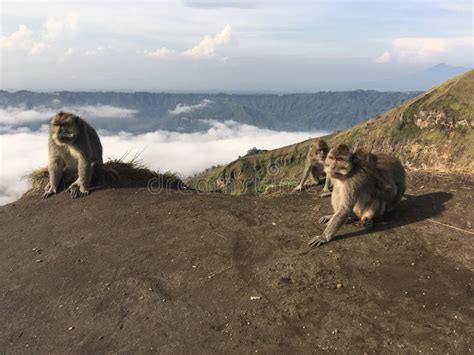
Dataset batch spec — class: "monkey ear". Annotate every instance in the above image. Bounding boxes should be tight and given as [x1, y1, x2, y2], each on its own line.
[73, 115, 79, 122]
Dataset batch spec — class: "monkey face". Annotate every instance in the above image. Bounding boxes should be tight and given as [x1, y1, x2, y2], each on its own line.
[308, 140, 329, 162]
[50, 112, 80, 143]
[324, 144, 353, 179]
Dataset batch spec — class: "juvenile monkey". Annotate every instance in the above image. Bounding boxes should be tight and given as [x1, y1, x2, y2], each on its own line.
[294, 139, 332, 197]
[309, 144, 405, 247]
[43, 111, 103, 199]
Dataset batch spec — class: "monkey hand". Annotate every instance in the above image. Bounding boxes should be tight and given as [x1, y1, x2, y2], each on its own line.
[293, 184, 303, 192]
[308, 235, 329, 248]
[319, 215, 333, 224]
[43, 190, 56, 199]
[66, 182, 90, 199]
[43, 184, 56, 199]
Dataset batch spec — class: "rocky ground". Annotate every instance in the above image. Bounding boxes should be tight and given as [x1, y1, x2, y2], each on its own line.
[0, 172, 472, 353]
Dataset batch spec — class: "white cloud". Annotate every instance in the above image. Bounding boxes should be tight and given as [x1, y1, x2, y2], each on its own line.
[148, 24, 231, 60]
[43, 14, 78, 41]
[0, 130, 48, 205]
[183, 24, 231, 58]
[64, 47, 75, 56]
[0, 119, 328, 205]
[146, 47, 176, 59]
[0, 14, 78, 56]
[70, 105, 137, 118]
[0, 105, 137, 125]
[168, 99, 213, 115]
[0, 24, 34, 50]
[374, 51, 391, 64]
[29, 42, 48, 55]
[0, 106, 57, 125]
[83, 46, 114, 57]
[375, 36, 473, 64]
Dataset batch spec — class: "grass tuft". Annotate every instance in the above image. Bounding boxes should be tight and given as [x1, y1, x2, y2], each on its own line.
[28, 154, 187, 194]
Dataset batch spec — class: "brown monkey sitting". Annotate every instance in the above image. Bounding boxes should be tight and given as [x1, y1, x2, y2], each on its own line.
[309, 144, 405, 247]
[294, 139, 332, 197]
[43, 111, 103, 199]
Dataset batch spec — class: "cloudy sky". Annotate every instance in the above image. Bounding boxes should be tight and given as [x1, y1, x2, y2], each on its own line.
[1, 0, 472, 91]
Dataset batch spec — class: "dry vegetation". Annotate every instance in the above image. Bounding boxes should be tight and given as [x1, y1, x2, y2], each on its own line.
[28, 155, 187, 196]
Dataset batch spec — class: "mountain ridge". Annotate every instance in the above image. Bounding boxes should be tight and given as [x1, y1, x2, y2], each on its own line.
[0, 90, 419, 133]
[189, 70, 474, 194]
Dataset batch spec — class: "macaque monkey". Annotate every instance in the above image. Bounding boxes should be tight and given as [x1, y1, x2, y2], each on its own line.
[309, 144, 406, 247]
[43, 111, 103, 199]
[294, 139, 332, 197]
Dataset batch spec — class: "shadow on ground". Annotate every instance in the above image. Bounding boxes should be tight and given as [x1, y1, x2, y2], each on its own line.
[332, 191, 453, 242]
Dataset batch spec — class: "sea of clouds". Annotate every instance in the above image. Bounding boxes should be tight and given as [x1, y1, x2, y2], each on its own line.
[0, 105, 327, 205]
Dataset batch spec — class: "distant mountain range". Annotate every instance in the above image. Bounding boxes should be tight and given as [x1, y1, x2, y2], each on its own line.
[364, 63, 470, 91]
[0, 90, 419, 133]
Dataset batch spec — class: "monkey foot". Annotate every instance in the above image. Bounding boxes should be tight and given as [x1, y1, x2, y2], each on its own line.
[67, 186, 89, 199]
[42, 191, 55, 199]
[308, 235, 328, 248]
[319, 215, 333, 224]
[293, 185, 303, 192]
[362, 217, 374, 229]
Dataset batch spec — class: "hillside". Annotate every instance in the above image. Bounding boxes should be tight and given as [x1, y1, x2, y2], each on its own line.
[0, 172, 473, 353]
[189, 70, 474, 194]
[0, 90, 419, 133]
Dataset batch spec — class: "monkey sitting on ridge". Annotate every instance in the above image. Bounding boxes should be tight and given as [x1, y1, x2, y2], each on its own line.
[308, 144, 406, 247]
[293, 139, 332, 197]
[43, 111, 103, 199]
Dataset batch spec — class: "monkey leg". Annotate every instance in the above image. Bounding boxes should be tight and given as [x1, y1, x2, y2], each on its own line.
[360, 200, 385, 229]
[320, 176, 332, 197]
[43, 158, 64, 198]
[294, 162, 312, 192]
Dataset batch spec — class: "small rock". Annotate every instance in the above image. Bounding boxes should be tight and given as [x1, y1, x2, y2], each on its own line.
[332, 328, 338, 335]
[68, 326, 74, 331]
[250, 296, 262, 300]
[192, 265, 197, 268]
[35, 259, 43, 263]
[336, 283, 343, 289]
[411, 262, 416, 266]
[271, 222, 277, 226]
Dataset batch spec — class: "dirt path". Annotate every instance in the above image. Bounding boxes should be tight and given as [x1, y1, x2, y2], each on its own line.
[0, 172, 472, 353]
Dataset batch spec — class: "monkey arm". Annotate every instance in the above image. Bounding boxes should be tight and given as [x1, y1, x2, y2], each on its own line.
[294, 160, 312, 191]
[44, 156, 64, 198]
[309, 207, 352, 247]
[66, 153, 92, 198]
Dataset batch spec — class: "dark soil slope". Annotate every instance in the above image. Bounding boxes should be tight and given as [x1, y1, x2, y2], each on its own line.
[1, 172, 473, 353]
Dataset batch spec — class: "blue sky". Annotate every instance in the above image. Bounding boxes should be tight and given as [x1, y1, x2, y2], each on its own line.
[0, 0, 472, 91]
